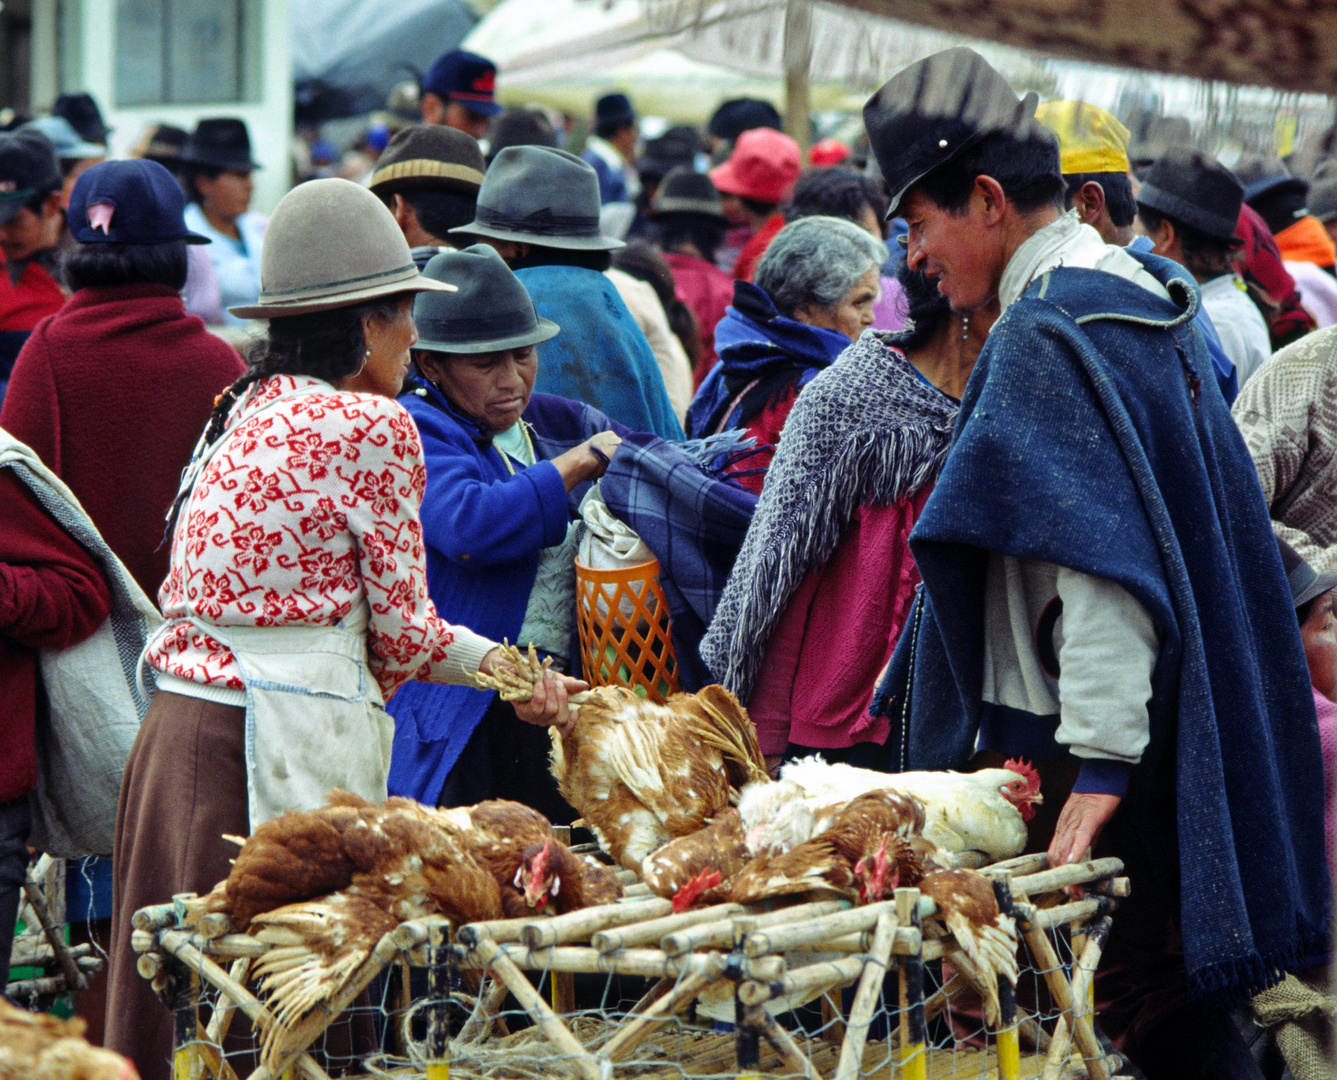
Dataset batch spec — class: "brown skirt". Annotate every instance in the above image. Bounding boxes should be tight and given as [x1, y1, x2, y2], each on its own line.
[105, 690, 249, 1080]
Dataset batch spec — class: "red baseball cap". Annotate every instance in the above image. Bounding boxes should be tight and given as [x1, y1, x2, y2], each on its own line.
[709, 128, 801, 205]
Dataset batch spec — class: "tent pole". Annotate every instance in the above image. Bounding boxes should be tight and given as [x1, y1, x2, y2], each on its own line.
[783, 0, 812, 151]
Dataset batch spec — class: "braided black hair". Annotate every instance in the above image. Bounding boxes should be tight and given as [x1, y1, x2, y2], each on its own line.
[201, 295, 405, 446]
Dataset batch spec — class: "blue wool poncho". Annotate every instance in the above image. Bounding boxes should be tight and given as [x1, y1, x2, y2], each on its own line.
[879, 251, 1330, 1003]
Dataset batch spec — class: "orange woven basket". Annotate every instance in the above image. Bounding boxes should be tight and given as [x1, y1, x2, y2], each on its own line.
[575, 557, 679, 702]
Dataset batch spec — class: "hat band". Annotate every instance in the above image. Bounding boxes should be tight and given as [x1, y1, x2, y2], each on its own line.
[475, 203, 601, 238]
[417, 307, 536, 344]
[259, 261, 418, 300]
[371, 158, 485, 190]
[1137, 181, 1239, 242]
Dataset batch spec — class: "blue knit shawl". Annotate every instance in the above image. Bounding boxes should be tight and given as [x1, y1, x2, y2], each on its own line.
[881, 252, 1330, 1002]
[517, 264, 684, 441]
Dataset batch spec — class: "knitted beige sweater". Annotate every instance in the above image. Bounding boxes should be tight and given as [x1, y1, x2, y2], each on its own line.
[1233, 325, 1337, 573]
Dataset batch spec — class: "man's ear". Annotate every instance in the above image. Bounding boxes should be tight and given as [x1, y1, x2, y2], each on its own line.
[1149, 216, 1176, 257]
[974, 175, 1009, 226]
[390, 193, 414, 230]
[41, 191, 64, 221]
[1074, 181, 1107, 226]
[421, 92, 446, 126]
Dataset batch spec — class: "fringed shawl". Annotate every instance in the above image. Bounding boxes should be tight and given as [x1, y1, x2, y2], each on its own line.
[700, 331, 957, 701]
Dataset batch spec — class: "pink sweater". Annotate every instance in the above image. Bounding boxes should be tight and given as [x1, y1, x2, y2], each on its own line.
[747, 490, 930, 754]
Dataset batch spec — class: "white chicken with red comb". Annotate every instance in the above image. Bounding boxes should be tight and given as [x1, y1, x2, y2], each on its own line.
[777, 755, 1043, 862]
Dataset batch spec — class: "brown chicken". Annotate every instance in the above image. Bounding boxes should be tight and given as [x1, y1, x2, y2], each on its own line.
[432, 799, 621, 916]
[727, 791, 929, 905]
[550, 684, 768, 870]
[641, 807, 750, 911]
[918, 868, 1020, 1027]
[0, 1000, 138, 1080]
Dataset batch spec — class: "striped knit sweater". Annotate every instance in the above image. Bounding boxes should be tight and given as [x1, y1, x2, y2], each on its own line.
[1233, 325, 1337, 574]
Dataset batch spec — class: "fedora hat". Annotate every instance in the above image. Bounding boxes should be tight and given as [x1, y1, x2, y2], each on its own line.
[229, 178, 455, 320]
[1136, 147, 1244, 246]
[452, 145, 623, 250]
[651, 166, 726, 221]
[180, 118, 261, 173]
[369, 124, 486, 198]
[863, 47, 1053, 218]
[414, 244, 559, 354]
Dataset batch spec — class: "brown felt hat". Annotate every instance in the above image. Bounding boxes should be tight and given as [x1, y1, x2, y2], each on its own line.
[368, 124, 485, 198]
[229, 178, 456, 320]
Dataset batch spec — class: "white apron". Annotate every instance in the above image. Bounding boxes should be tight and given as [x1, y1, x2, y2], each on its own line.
[165, 384, 394, 826]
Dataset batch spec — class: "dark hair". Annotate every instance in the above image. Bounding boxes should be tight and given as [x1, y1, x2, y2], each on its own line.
[887, 257, 952, 353]
[64, 240, 189, 292]
[200, 295, 407, 447]
[1136, 205, 1233, 277]
[1064, 171, 1136, 227]
[786, 167, 888, 229]
[740, 195, 779, 217]
[400, 187, 478, 240]
[506, 245, 612, 273]
[912, 130, 1065, 216]
[655, 213, 727, 265]
[183, 165, 223, 206]
[594, 117, 635, 141]
[612, 239, 703, 369]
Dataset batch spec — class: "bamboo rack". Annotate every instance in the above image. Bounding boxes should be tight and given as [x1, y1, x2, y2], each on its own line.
[134, 856, 1131, 1080]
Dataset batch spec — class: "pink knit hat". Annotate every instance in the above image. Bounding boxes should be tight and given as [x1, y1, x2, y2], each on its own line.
[709, 128, 801, 205]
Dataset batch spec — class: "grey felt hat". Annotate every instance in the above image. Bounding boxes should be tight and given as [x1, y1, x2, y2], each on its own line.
[414, 244, 559, 354]
[1136, 147, 1244, 246]
[1309, 160, 1337, 223]
[451, 145, 624, 250]
[229, 178, 455, 320]
[863, 47, 1052, 218]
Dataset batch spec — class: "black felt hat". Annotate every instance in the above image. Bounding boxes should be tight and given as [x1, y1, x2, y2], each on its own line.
[0, 128, 61, 225]
[639, 127, 702, 183]
[1136, 147, 1244, 246]
[651, 166, 726, 221]
[53, 92, 109, 145]
[595, 92, 636, 128]
[863, 47, 1053, 218]
[1278, 537, 1337, 609]
[414, 244, 559, 354]
[452, 145, 623, 251]
[179, 118, 261, 172]
[707, 98, 781, 143]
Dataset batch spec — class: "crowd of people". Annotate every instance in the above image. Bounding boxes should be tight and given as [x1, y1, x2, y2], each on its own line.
[1, 38, 1335, 1080]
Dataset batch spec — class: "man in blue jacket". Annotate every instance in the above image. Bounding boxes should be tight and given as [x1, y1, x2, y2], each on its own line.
[869, 48, 1327, 1080]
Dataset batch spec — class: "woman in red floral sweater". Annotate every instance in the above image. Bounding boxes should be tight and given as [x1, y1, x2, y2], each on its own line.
[107, 179, 583, 1080]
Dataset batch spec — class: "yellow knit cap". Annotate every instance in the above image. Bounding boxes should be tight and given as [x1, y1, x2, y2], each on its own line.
[1034, 99, 1131, 175]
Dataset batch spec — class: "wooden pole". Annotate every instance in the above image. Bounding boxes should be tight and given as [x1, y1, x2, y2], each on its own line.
[896, 888, 928, 1080]
[600, 971, 711, 1062]
[1042, 915, 1112, 1080]
[425, 924, 451, 1080]
[469, 935, 605, 1080]
[593, 903, 746, 954]
[993, 880, 1021, 1080]
[457, 975, 510, 1045]
[1013, 899, 1110, 1080]
[834, 909, 897, 1080]
[782, 0, 812, 152]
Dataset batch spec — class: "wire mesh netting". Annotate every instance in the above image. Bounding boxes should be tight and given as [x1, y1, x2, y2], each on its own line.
[134, 850, 1129, 1080]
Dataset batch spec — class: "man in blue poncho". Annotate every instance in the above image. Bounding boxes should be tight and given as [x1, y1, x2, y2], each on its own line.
[867, 48, 1329, 1080]
[451, 145, 683, 441]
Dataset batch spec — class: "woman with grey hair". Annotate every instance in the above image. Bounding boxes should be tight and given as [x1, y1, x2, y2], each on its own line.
[685, 216, 884, 492]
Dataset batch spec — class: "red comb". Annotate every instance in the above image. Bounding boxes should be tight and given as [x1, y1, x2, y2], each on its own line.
[672, 868, 723, 913]
[1003, 757, 1041, 791]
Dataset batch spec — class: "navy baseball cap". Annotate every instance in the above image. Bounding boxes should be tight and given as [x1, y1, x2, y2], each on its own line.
[67, 159, 210, 245]
[422, 49, 502, 117]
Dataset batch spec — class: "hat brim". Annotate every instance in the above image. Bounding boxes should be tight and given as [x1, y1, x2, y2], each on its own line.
[415, 316, 560, 355]
[449, 220, 625, 251]
[447, 95, 504, 118]
[178, 152, 262, 172]
[1244, 175, 1307, 203]
[229, 272, 456, 321]
[1136, 183, 1243, 246]
[74, 227, 212, 245]
[707, 161, 784, 205]
[651, 199, 727, 222]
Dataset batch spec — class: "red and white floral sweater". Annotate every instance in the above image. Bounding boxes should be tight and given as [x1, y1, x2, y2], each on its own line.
[145, 374, 495, 701]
